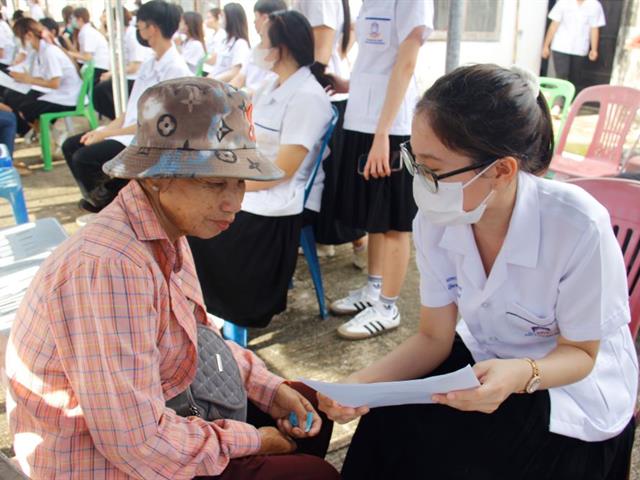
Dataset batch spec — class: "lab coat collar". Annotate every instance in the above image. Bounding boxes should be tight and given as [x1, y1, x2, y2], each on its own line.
[263, 66, 312, 105]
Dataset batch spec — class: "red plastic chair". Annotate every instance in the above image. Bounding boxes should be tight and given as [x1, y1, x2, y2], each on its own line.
[569, 178, 640, 339]
[550, 85, 640, 178]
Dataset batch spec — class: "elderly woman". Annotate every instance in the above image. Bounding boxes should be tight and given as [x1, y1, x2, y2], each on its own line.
[6, 77, 339, 480]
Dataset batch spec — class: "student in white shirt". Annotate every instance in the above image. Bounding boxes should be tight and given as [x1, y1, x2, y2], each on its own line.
[204, 7, 226, 57]
[93, 8, 154, 120]
[0, 18, 81, 136]
[318, 64, 637, 479]
[206, 3, 250, 83]
[542, 0, 605, 112]
[67, 7, 111, 84]
[62, 0, 190, 214]
[189, 10, 333, 329]
[228, 0, 285, 95]
[330, 0, 434, 339]
[0, 13, 15, 71]
[178, 11, 206, 73]
[27, 0, 45, 21]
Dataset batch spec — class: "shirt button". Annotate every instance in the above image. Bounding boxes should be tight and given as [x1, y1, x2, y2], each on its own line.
[481, 302, 490, 308]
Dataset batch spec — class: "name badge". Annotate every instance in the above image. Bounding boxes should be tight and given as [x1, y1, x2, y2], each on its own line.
[364, 17, 391, 49]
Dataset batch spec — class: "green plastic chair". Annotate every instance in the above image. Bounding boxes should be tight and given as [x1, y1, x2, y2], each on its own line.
[39, 61, 98, 171]
[539, 76, 576, 144]
[195, 55, 208, 77]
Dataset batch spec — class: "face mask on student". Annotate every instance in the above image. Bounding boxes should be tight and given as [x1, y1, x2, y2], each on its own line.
[71, 17, 79, 29]
[251, 46, 276, 71]
[136, 28, 150, 48]
[413, 162, 496, 226]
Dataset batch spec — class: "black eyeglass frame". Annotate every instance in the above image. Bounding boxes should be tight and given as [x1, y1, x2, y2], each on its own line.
[399, 141, 497, 192]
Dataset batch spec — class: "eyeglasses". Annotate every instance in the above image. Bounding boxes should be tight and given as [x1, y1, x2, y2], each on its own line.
[399, 141, 496, 193]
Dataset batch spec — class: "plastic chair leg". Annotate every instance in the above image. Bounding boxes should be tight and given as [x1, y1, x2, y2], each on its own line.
[86, 109, 98, 130]
[39, 118, 53, 171]
[9, 187, 28, 224]
[222, 321, 248, 347]
[300, 225, 329, 320]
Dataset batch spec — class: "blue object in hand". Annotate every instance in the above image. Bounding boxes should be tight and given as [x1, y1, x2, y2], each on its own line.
[289, 411, 313, 433]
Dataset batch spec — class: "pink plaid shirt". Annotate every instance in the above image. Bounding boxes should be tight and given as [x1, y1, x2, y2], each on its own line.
[6, 181, 284, 479]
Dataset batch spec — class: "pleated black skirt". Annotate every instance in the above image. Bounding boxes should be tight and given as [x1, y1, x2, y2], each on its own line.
[335, 129, 417, 233]
[313, 100, 366, 244]
[342, 336, 635, 480]
[188, 210, 303, 328]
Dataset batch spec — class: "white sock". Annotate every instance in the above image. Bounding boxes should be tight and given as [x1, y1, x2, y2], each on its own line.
[375, 294, 398, 318]
[367, 275, 382, 298]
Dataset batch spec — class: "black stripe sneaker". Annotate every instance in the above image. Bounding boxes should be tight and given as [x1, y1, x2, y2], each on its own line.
[337, 305, 400, 340]
[330, 287, 378, 315]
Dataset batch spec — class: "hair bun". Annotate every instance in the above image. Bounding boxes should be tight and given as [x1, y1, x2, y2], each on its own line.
[509, 65, 540, 98]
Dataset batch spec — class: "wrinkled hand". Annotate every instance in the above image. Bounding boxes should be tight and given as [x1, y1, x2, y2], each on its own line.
[269, 383, 322, 439]
[317, 392, 369, 424]
[431, 359, 531, 414]
[80, 130, 107, 146]
[588, 49, 598, 61]
[9, 71, 30, 83]
[363, 133, 390, 180]
[541, 46, 551, 59]
[257, 426, 296, 455]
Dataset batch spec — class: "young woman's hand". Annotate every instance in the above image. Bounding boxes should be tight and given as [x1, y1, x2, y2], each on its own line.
[9, 71, 31, 84]
[80, 130, 108, 146]
[317, 392, 369, 424]
[324, 74, 349, 96]
[269, 383, 322, 439]
[363, 133, 390, 180]
[431, 358, 531, 413]
[257, 426, 297, 455]
[541, 46, 551, 59]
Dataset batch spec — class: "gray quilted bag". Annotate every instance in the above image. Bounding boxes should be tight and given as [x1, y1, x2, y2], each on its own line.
[166, 325, 247, 422]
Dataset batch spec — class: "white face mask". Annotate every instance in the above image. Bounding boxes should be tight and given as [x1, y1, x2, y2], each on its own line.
[413, 162, 496, 226]
[251, 46, 275, 71]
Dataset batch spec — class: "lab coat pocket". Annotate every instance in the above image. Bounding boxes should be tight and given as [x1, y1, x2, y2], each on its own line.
[505, 302, 559, 340]
[361, 16, 392, 52]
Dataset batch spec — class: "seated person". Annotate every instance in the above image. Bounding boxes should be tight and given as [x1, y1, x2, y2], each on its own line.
[204, 7, 226, 57]
[178, 11, 206, 74]
[93, 7, 153, 119]
[66, 7, 110, 83]
[318, 64, 637, 480]
[0, 12, 15, 72]
[0, 18, 81, 136]
[206, 3, 250, 82]
[62, 0, 190, 213]
[7, 76, 339, 480]
[189, 10, 333, 328]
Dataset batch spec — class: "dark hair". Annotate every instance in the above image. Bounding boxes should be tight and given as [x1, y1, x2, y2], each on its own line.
[208, 7, 222, 19]
[72, 7, 90, 24]
[12, 10, 25, 22]
[416, 64, 554, 175]
[122, 8, 132, 27]
[254, 0, 287, 15]
[61, 5, 73, 24]
[137, 0, 181, 40]
[339, 0, 350, 55]
[223, 3, 249, 45]
[183, 11, 205, 51]
[39, 17, 59, 36]
[13, 17, 43, 42]
[267, 10, 333, 89]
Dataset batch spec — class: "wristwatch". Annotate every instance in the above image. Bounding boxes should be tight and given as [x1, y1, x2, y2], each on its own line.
[523, 358, 541, 394]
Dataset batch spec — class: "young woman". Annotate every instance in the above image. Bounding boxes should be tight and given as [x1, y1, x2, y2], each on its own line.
[206, 2, 250, 82]
[330, 0, 433, 339]
[189, 10, 333, 329]
[178, 11, 206, 73]
[204, 7, 226, 56]
[67, 7, 110, 83]
[318, 64, 637, 480]
[0, 18, 81, 136]
[0, 12, 15, 71]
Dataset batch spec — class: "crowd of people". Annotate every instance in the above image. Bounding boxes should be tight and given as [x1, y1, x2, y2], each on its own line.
[3, 0, 637, 479]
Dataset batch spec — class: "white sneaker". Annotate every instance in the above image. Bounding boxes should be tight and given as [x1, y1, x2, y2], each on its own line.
[316, 244, 336, 257]
[330, 286, 378, 315]
[337, 305, 400, 340]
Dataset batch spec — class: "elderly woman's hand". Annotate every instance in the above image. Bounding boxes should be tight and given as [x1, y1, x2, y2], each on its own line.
[257, 427, 296, 455]
[269, 383, 322, 439]
[317, 393, 369, 424]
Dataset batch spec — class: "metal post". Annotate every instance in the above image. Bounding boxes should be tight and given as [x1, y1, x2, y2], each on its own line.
[445, 0, 465, 73]
[105, 0, 128, 118]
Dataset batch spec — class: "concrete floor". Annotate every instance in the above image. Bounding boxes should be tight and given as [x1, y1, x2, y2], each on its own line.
[1, 130, 640, 478]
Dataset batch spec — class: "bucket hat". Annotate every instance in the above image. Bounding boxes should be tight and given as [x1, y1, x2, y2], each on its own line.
[103, 76, 283, 181]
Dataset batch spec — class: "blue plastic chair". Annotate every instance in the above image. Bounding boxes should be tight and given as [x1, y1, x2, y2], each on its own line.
[0, 144, 28, 224]
[222, 105, 339, 346]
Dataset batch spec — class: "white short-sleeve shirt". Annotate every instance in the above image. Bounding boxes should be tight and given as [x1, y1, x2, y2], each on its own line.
[78, 23, 110, 71]
[549, 0, 606, 56]
[241, 67, 333, 217]
[205, 28, 227, 56]
[180, 38, 206, 74]
[107, 45, 191, 147]
[124, 24, 153, 80]
[343, 0, 434, 136]
[33, 40, 82, 106]
[239, 50, 277, 95]
[0, 20, 15, 65]
[413, 171, 638, 442]
[207, 37, 250, 78]
[29, 3, 45, 21]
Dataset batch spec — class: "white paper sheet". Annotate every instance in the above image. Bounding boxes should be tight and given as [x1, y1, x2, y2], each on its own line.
[301, 365, 481, 408]
[0, 71, 30, 94]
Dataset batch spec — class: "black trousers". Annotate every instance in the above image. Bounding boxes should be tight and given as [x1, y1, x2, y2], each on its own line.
[4, 89, 42, 135]
[93, 67, 108, 86]
[93, 78, 136, 120]
[342, 336, 636, 480]
[62, 132, 127, 209]
[552, 50, 587, 81]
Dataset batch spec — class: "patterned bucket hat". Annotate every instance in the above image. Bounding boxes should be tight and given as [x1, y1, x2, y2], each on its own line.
[103, 77, 283, 181]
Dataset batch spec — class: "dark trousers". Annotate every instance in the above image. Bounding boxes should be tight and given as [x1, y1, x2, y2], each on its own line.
[4, 89, 42, 135]
[195, 382, 339, 480]
[62, 132, 127, 209]
[342, 336, 636, 480]
[93, 78, 136, 120]
[93, 67, 108, 86]
[552, 50, 586, 81]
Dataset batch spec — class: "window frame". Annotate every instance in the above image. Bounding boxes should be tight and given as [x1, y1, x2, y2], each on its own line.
[429, 0, 504, 42]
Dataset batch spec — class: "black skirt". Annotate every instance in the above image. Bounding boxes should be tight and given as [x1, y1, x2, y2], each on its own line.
[335, 129, 417, 233]
[313, 100, 366, 244]
[188, 210, 303, 328]
[342, 336, 635, 480]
